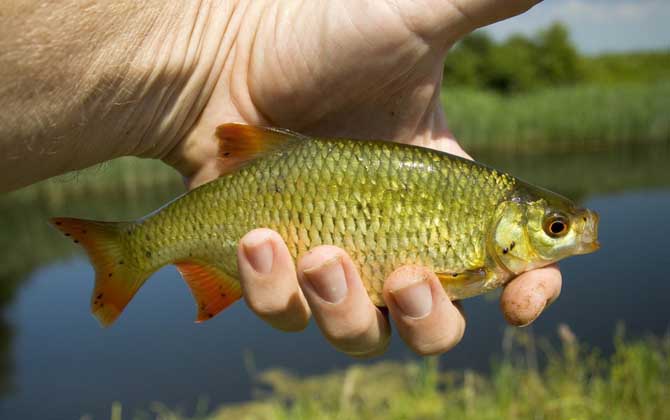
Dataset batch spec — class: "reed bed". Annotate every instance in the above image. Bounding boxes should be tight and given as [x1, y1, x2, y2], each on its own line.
[443, 81, 670, 153]
[5, 157, 182, 208]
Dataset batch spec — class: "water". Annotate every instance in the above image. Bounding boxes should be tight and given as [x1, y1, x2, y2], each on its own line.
[0, 147, 669, 419]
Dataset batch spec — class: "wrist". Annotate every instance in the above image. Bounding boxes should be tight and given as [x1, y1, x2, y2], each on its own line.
[128, 0, 253, 162]
[0, 0, 252, 191]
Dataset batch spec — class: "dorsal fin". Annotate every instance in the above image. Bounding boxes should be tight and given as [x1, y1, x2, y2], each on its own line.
[215, 124, 308, 175]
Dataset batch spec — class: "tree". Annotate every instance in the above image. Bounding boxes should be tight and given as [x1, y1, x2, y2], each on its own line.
[443, 22, 583, 93]
[536, 22, 582, 85]
[443, 31, 494, 89]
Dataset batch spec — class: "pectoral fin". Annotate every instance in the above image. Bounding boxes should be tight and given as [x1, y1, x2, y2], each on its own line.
[436, 268, 495, 299]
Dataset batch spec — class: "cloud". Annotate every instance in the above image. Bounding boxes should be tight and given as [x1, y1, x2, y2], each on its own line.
[484, 0, 670, 53]
[559, 0, 666, 22]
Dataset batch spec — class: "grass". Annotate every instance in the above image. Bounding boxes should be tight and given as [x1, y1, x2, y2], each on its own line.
[4, 156, 182, 207]
[582, 51, 670, 85]
[443, 81, 670, 153]
[113, 326, 670, 420]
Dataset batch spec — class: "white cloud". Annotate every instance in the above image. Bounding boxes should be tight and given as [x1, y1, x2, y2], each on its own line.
[560, 0, 664, 22]
[483, 0, 670, 53]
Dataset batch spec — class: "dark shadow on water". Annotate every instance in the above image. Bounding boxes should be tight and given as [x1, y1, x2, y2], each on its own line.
[0, 144, 669, 419]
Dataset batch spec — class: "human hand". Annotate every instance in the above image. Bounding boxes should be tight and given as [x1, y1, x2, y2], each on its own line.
[237, 232, 560, 356]
[170, 0, 558, 357]
[0, 0, 559, 356]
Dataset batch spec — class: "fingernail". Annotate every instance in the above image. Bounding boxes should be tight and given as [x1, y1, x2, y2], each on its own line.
[242, 232, 273, 275]
[303, 255, 347, 304]
[391, 278, 433, 319]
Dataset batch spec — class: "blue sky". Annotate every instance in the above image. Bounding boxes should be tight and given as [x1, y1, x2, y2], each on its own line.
[484, 0, 670, 53]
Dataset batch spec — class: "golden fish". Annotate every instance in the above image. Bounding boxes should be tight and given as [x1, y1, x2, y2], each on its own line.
[51, 124, 600, 326]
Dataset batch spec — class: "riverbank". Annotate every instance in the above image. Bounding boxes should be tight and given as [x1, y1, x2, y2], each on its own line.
[443, 81, 670, 153]
[118, 327, 670, 420]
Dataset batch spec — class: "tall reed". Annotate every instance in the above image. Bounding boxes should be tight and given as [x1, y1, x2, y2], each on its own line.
[443, 82, 670, 153]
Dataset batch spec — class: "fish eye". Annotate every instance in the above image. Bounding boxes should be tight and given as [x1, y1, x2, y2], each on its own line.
[543, 214, 569, 238]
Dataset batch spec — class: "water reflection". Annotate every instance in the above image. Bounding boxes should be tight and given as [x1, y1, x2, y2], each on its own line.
[0, 174, 183, 403]
[0, 144, 669, 419]
[476, 143, 670, 199]
[0, 318, 11, 397]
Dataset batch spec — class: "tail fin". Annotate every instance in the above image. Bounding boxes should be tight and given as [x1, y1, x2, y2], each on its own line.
[50, 217, 151, 327]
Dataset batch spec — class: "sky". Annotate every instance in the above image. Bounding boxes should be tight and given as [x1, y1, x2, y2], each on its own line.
[484, 0, 670, 54]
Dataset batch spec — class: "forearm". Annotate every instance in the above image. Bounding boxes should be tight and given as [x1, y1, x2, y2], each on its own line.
[0, 0, 244, 192]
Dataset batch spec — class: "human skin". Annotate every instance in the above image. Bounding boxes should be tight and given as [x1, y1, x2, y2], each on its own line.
[0, 0, 561, 357]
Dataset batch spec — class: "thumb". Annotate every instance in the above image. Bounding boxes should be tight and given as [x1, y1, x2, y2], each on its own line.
[449, 0, 541, 30]
[393, 0, 541, 43]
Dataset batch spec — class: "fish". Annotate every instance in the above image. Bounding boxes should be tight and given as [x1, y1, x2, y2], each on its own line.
[50, 124, 600, 327]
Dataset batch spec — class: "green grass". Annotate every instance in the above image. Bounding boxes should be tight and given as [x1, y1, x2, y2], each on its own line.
[115, 327, 670, 420]
[443, 81, 670, 153]
[583, 51, 670, 85]
[5, 156, 182, 206]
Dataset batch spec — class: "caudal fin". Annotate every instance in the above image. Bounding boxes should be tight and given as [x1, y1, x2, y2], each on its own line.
[50, 217, 151, 327]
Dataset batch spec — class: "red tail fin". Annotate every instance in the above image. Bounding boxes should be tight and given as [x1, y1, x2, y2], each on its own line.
[50, 217, 151, 327]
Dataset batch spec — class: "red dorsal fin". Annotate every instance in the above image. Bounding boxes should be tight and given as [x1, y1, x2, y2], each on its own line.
[215, 124, 307, 175]
[174, 260, 242, 322]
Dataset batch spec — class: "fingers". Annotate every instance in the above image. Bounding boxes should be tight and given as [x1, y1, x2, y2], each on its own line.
[383, 266, 466, 356]
[500, 264, 562, 327]
[239, 233, 390, 357]
[238, 229, 311, 331]
[297, 246, 391, 358]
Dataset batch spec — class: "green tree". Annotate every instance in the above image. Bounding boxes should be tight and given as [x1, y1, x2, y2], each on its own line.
[536, 22, 582, 85]
[444, 22, 584, 93]
[487, 35, 539, 93]
[443, 31, 494, 88]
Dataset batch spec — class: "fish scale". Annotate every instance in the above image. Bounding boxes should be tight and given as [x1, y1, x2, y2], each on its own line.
[129, 137, 515, 305]
[50, 124, 598, 327]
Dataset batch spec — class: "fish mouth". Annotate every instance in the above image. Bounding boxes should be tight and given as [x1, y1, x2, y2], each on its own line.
[575, 209, 600, 254]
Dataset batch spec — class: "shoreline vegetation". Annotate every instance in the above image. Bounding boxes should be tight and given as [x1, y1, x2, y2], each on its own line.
[111, 326, 670, 420]
[4, 79, 669, 204]
[443, 81, 670, 154]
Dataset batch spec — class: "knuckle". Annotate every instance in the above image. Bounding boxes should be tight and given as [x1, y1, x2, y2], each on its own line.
[412, 331, 461, 356]
[274, 318, 309, 332]
[327, 319, 372, 344]
[323, 309, 377, 345]
[347, 334, 391, 359]
[409, 318, 464, 356]
[298, 246, 344, 271]
[247, 297, 290, 318]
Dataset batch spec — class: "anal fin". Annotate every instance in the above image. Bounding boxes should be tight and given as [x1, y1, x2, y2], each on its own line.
[174, 260, 242, 322]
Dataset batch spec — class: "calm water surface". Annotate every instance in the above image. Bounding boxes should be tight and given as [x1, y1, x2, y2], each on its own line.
[0, 147, 669, 419]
